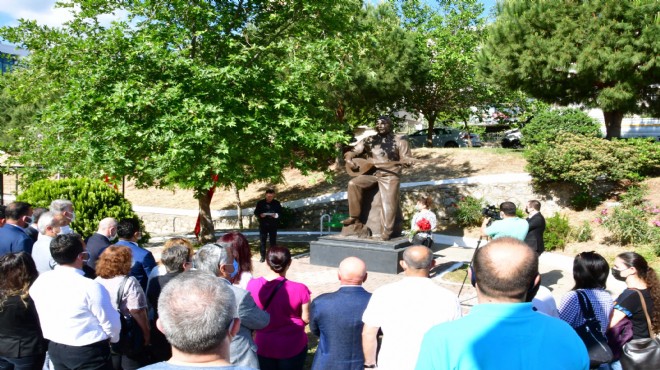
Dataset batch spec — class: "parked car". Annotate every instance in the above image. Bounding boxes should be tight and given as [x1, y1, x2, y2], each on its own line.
[405, 127, 482, 148]
[501, 128, 523, 149]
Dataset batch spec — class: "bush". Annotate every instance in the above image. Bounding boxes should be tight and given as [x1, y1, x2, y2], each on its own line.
[454, 196, 484, 227]
[544, 213, 571, 251]
[600, 186, 660, 247]
[17, 178, 149, 241]
[521, 108, 601, 146]
[525, 133, 659, 197]
[569, 220, 593, 243]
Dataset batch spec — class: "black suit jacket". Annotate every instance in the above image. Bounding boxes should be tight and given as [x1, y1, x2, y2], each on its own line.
[86, 233, 111, 269]
[525, 212, 546, 254]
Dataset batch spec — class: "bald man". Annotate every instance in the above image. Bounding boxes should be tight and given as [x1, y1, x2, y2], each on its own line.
[86, 217, 118, 269]
[415, 238, 589, 370]
[362, 246, 461, 370]
[310, 257, 371, 370]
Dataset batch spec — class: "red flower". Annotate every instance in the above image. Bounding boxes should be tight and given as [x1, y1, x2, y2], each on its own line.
[416, 218, 432, 231]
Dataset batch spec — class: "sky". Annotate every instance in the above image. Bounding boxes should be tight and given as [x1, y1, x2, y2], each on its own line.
[0, 0, 498, 29]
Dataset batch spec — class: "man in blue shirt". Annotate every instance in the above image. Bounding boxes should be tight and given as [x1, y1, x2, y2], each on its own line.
[114, 218, 156, 291]
[0, 201, 34, 256]
[481, 201, 529, 241]
[415, 237, 589, 370]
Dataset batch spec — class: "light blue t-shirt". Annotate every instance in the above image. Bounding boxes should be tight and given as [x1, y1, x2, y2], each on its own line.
[415, 303, 589, 370]
[485, 217, 529, 241]
[139, 363, 256, 370]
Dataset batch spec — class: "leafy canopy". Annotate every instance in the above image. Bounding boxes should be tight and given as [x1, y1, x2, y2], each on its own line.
[480, 0, 660, 138]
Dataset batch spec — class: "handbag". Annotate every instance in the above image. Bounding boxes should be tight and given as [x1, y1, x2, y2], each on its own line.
[112, 276, 145, 357]
[574, 290, 614, 368]
[620, 290, 660, 370]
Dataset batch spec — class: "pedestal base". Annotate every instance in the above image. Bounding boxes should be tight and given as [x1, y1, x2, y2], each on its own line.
[310, 235, 412, 274]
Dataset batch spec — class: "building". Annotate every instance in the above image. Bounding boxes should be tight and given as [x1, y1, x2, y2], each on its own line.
[0, 43, 28, 74]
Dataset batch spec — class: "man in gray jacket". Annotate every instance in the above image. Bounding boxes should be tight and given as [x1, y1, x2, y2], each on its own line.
[195, 243, 270, 368]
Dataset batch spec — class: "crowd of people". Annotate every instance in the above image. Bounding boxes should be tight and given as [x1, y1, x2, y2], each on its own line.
[0, 199, 659, 370]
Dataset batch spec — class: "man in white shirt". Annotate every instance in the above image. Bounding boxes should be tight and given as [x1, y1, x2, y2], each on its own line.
[31, 211, 62, 274]
[30, 234, 120, 370]
[49, 199, 75, 235]
[361, 246, 462, 370]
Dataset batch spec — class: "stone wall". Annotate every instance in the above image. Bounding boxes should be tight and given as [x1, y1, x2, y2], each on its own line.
[137, 179, 571, 235]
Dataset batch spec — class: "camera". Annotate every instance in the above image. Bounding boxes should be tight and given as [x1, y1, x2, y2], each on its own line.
[481, 205, 502, 220]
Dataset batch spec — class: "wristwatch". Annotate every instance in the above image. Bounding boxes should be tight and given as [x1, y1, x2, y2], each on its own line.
[364, 365, 377, 368]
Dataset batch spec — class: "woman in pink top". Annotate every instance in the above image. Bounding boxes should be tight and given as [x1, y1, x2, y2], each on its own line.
[247, 245, 310, 370]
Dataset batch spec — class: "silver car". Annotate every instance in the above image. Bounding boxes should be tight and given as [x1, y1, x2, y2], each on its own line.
[404, 127, 481, 148]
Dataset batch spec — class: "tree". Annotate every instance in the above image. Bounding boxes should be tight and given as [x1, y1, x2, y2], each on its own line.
[480, 0, 660, 139]
[0, 0, 368, 242]
[389, 0, 486, 146]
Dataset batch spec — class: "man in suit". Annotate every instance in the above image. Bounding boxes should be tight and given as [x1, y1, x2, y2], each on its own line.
[115, 218, 156, 291]
[310, 257, 371, 370]
[194, 242, 270, 369]
[0, 201, 34, 257]
[524, 200, 546, 255]
[86, 217, 118, 269]
[254, 188, 282, 262]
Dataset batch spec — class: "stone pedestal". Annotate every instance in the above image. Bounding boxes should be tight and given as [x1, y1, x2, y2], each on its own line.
[310, 235, 411, 274]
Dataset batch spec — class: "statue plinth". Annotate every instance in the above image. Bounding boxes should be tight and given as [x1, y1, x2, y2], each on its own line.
[310, 235, 412, 274]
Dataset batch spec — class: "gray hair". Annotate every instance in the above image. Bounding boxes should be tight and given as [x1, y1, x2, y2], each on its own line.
[195, 243, 231, 276]
[158, 271, 236, 354]
[161, 245, 191, 273]
[49, 199, 73, 213]
[37, 211, 59, 234]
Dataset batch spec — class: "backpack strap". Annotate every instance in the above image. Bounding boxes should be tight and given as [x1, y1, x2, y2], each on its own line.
[262, 278, 287, 311]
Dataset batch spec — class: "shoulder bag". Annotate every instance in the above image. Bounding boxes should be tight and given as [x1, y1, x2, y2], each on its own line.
[575, 290, 614, 368]
[113, 276, 145, 357]
[262, 278, 287, 311]
[620, 290, 660, 370]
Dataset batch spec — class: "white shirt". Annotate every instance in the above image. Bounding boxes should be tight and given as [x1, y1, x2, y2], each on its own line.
[533, 285, 559, 318]
[32, 234, 56, 274]
[362, 277, 461, 370]
[29, 265, 121, 346]
[411, 209, 437, 238]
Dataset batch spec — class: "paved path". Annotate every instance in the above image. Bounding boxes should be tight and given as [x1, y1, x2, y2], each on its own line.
[148, 231, 628, 313]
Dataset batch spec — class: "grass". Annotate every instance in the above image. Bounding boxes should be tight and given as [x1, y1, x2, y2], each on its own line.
[248, 241, 310, 257]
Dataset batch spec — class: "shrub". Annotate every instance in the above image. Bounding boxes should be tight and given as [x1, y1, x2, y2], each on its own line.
[17, 178, 149, 241]
[454, 196, 484, 228]
[570, 220, 593, 243]
[544, 213, 571, 251]
[525, 133, 659, 198]
[521, 108, 601, 146]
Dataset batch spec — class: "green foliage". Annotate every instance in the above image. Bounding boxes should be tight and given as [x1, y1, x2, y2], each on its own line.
[454, 195, 484, 228]
[480, 0, 660, 139]
[389, 0, 491, 144]
[525, 133, 660, 196]
[16, 178, 148, 241]
[570, 220, 593, 243]
[600, 186, 660, 247]
[277, 207, 296, 229]
[521, 108, 601, 146]
[544, 213, 571, 251]
[570, 191, 602, 211]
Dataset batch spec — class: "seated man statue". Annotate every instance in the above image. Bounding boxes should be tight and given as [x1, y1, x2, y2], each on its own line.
[342, 116, 414, 241]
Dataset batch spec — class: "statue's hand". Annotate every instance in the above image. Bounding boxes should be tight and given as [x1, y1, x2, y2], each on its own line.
[346, 160, 358, 170]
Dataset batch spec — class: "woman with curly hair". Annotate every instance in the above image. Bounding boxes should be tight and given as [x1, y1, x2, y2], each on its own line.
[0, 252, 46, 370]
[219, 231, 254, 288]
[609, 252, 660, 338]
[95, 246, 150, 370]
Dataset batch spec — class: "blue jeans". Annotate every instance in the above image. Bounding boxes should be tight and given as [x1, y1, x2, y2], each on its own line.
[0, 354, 46, 370]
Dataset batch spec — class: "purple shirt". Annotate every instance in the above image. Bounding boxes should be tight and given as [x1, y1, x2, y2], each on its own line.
[246, 276, 310, 359]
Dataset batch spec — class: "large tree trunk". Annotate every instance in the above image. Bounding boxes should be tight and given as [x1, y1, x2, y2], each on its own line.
[197, 193, 216, 243]
[232, 184, 243, 229]
[603, 110, 624, 140]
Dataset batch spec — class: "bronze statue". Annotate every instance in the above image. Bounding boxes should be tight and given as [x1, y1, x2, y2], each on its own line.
[342, 116, 414, 240]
